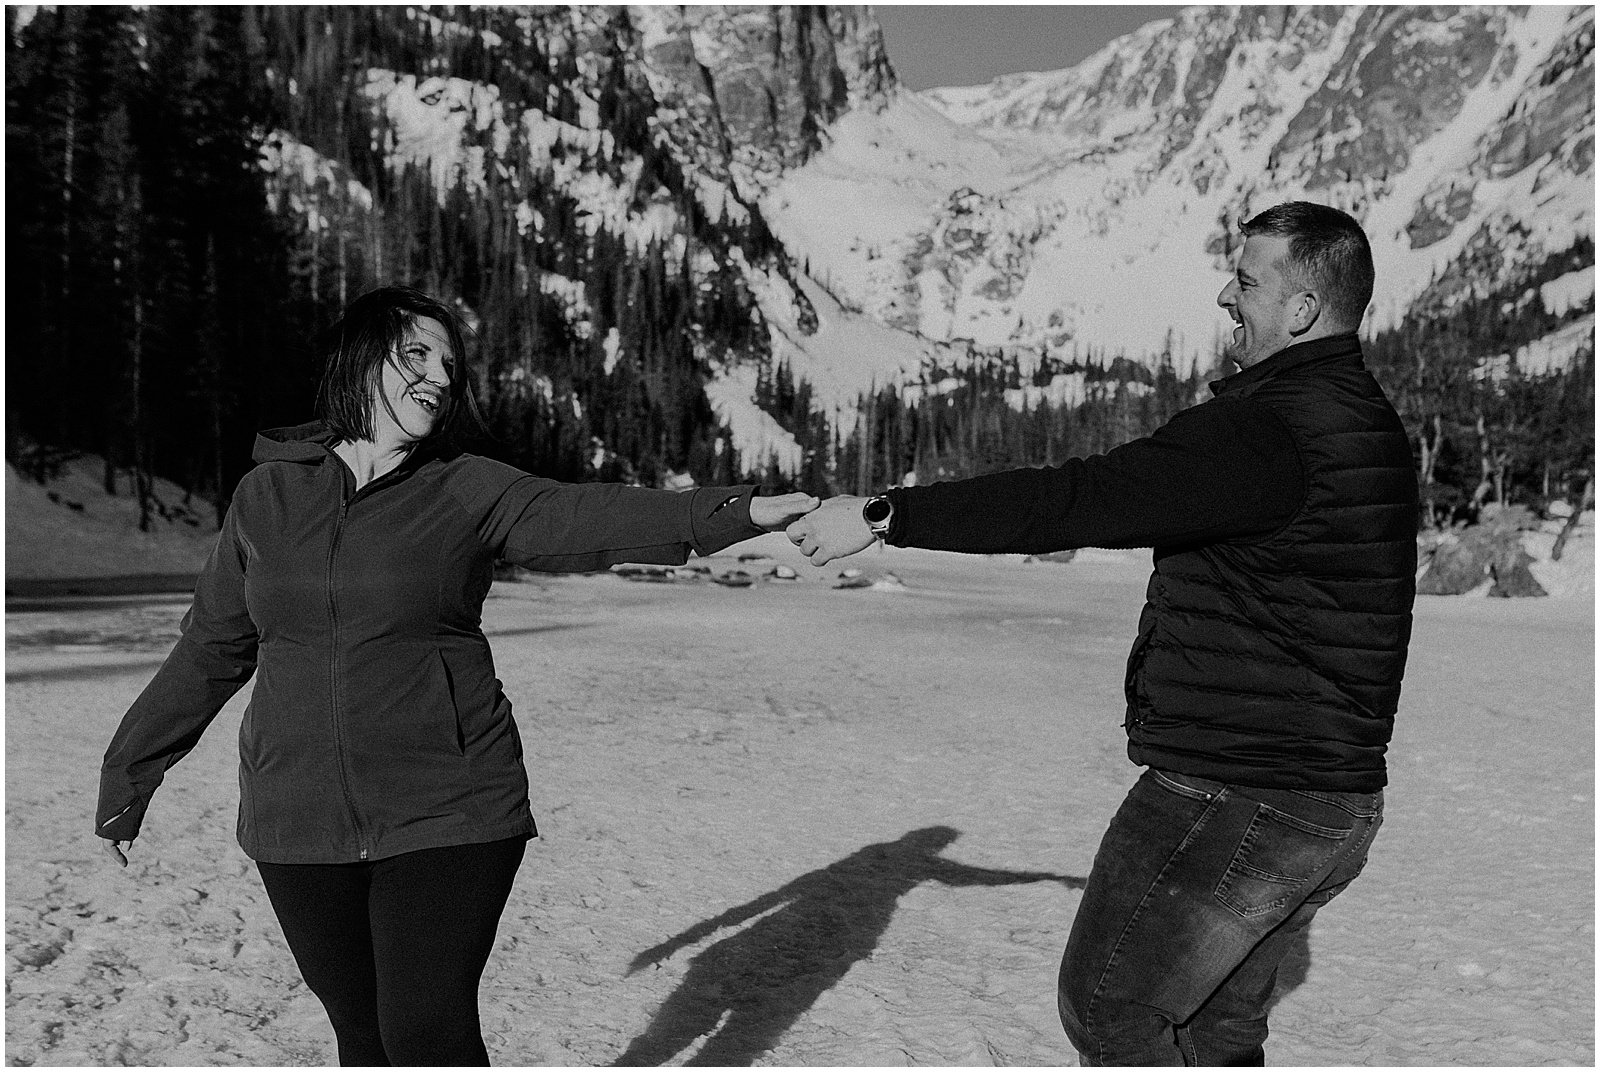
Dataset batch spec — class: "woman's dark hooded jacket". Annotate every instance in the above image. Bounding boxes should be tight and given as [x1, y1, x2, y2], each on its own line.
[97, 422, 765, 864]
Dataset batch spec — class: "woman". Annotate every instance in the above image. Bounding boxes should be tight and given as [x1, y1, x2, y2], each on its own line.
[95, 285, 815, 1066]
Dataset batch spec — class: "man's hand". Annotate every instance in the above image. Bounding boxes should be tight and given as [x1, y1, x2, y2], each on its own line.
[101, 839, 131, 868]
[749, 492, 820, 531]
[786, 495, 875, 565]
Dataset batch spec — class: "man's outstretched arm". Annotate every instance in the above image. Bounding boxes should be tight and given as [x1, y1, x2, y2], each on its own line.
[788, 397, 1304, 566]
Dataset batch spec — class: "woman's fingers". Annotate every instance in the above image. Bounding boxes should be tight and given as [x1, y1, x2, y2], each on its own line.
[750, 492, 820, 530]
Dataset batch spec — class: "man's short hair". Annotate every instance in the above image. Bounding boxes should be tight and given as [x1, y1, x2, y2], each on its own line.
[1241, 202, 1375, 330]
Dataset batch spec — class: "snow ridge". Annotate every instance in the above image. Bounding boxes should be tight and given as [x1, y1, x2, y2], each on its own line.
[767, 5, 1594, 374]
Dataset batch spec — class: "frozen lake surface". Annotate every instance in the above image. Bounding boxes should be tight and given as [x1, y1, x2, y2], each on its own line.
[5, 533, 1594, 1065]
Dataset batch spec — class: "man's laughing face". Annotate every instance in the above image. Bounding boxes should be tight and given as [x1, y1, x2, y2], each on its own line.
[1217, 234, 1303, 369]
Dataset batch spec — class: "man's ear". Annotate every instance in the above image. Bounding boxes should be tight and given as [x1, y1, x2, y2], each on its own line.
[1288, 290, 1321, 336]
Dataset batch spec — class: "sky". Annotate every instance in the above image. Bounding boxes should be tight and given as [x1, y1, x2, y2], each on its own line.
[872, 4, 1182, 90]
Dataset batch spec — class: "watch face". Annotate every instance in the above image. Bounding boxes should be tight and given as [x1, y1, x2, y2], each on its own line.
[864, 497, 892, 523]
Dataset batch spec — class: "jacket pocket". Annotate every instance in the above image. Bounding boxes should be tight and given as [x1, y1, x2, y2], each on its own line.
[434, 649, 467, 756]
[1123, 621, 1157, 728]
[1213, 803, 1349, 918]
[1123, 581, 1163, 725]
[380, 649, 469, 758]
[236, 706, 259, 834]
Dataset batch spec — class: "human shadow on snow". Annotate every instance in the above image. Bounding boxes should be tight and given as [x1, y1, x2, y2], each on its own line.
[614, 825, 1082, 1067]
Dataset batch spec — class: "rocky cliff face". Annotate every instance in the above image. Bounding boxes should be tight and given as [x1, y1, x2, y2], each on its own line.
[631, 5, 896, 193]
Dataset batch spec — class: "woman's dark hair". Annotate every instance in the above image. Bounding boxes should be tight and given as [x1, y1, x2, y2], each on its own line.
[314, 285, 489, 447]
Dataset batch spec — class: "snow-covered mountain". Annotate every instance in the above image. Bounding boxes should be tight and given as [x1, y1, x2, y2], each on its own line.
[258, 5, 907, 473]
[257, 5, 1591, 475]
[765, 4, 1594, 376]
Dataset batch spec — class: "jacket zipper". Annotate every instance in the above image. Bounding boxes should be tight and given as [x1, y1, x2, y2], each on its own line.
[327, 488, 370, 860]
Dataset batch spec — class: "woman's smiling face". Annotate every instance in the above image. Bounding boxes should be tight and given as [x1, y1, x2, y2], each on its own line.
[374, 316, 455, 444]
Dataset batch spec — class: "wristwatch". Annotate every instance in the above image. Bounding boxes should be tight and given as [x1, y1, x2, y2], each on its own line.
[862, 494, 894, 538]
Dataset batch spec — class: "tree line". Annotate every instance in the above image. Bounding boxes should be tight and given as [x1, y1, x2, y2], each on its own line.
[756, 342, 1218, 498]
[1365, 236, 1594, 524]
[6, 6, 1592, 536]
[768, 281, 1593, 529]
[7, 5, 783, 524]
[7, 6, 294, 527]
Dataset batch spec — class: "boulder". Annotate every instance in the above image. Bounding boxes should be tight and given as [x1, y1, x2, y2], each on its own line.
[833, 568, 873, 589]
[1416, 507, 1548, 597]
[614, 564, 676, 583]
[1416, 533, 1492, 595]
[870, 571, 908, 592]
[1488, 545, 1547, 598]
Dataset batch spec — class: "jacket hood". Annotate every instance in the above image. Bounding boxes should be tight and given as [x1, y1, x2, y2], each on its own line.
[253, 421, 336, 464]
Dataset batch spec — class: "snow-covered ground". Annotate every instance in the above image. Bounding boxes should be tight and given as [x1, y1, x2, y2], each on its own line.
[6, 458, 220, 582]
[5, 466, 1595, 1066]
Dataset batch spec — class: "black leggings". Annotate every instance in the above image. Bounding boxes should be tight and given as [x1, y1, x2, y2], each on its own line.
[256, 837, 527, 1066]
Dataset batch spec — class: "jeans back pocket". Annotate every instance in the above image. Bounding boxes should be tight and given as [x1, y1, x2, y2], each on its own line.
[1214, 803, 1350, 918]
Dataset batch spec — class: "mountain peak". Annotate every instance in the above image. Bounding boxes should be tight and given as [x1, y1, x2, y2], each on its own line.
[765, 4, 1593, 364]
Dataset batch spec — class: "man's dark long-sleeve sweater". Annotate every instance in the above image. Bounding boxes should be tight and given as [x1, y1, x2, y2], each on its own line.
[882, 377, 1304, 553]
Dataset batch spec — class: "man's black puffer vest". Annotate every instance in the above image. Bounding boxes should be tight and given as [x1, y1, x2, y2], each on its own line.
[1124, 335, 1417, 792]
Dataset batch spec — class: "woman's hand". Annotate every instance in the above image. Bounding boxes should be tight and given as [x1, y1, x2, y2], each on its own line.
[101, 840, 131, 868]
[749, 492, 820, 531]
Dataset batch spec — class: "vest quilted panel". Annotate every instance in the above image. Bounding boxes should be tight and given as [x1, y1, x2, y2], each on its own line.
[1125, 343, 1417, 792]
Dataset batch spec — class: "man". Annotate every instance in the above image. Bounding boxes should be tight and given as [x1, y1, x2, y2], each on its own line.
[786, 202, 1417, 1065]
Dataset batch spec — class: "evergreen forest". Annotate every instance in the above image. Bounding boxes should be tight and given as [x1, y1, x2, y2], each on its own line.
[6, 6, 1593, 536]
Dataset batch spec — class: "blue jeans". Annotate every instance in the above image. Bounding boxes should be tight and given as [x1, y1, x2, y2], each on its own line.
[1058, 769, 1382, 1066]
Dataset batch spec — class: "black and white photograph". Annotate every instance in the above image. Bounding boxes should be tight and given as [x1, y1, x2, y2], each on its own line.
[5, 4, 1594, 1066]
